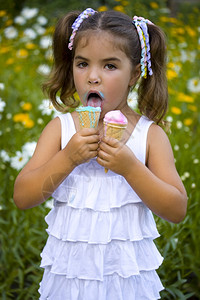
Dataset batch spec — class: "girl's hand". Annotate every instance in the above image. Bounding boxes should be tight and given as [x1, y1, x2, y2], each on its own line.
[65, 128, 100, 168]
[97, 136, 135, 175]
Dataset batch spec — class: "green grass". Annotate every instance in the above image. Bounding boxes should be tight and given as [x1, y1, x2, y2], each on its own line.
[0, 2, 200, 299]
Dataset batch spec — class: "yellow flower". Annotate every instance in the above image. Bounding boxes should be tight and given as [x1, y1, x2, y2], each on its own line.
[73, 92, 80, 101]
[188, 105, 197, 112]
[6, 58, 14, 65]
[0, 47, 11, 54]
[185, 26, 196, 37]
[26, 43, 36, 50]
[184, 118, 193, 126]
[17, 49, 28, 58]
[167, 69, 178, 80]
[24, 119, 34, 128]
[45, 26, 54, 34]
[14, 65, 22, 72]
[168, 87, 175, 95]
[171, 106, 182, 115]
[171, 28, 185, 35]
[13, 113, 29, 122]
[0, 10, 6, 17]
[113, 5, 125, 13]
[167, 62, 176, 69]
[98, 6, 108, 12]
[21, 102, 32, 111]
[169, 17, 178, 24]
[150, 2, 159, 9]
[159, 16, 170, 23]
[177, 93, 194, 103]
[13, 113, 34, 128]
[121, 0, 129, 6]
[5, 19, 12, 26]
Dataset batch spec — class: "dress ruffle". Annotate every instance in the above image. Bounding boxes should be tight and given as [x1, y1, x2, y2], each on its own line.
[40, 237, 163, 281]
[39, 269, 164, 300]
[52, 172, 142, 211]
[45, 203, 160, 244]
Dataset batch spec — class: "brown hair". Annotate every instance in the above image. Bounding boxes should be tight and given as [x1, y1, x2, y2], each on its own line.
[43, 10, 168, 124]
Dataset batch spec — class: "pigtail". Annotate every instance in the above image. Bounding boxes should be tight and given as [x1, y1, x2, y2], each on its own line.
[137, 24, 168, 125]
[43, 11, 81, 111]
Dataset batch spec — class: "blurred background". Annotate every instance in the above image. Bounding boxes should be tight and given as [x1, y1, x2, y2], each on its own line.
[0, 0, 200, 299]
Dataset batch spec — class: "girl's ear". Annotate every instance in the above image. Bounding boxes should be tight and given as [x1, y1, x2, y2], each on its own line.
[129, 64, 141, 87]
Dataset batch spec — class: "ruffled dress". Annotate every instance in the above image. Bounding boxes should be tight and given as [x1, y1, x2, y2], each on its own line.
[39, 113, 164, 299]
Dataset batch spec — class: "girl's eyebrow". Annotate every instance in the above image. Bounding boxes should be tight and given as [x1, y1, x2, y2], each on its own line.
[74, 55, 121, 63]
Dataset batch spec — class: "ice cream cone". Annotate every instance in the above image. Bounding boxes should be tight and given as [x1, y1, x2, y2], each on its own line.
[103, 111, 128, 173]
[76, 106, 101, 128]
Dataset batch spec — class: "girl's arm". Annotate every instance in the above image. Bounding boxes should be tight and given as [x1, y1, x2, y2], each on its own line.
[97, 124, 187, 223]
[13, 117, 100, 210]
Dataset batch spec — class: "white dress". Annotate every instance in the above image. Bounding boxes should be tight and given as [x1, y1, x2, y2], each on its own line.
[39, 113, 164, 300]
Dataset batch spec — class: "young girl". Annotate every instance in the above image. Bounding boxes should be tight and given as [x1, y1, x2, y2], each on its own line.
[13, 8, 187, 300]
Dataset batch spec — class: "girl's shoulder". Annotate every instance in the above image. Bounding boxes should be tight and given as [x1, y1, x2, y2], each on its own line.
[37, 116, 62, 152]
[146, 122, 175, 168]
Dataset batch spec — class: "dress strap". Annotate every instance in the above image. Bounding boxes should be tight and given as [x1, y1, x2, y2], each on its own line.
[127, 116, 154, 165]
[57, 113, 76, 149]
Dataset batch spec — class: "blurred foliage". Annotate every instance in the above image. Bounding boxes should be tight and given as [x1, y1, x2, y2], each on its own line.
[0, 0, 200, 299]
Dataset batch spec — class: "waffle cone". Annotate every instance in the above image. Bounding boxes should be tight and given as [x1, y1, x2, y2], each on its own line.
[104, 122, 126, 140]
[78, 110, 101, 128]
[103, 122, 127, 173]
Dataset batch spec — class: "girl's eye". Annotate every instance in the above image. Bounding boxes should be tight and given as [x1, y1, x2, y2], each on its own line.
[77, 62, 88, 68]
[105, 64, 116, 70]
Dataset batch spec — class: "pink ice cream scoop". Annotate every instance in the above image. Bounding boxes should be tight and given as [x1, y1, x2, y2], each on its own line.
[103, 110, 128, 126]
[103, 110, 128, 173]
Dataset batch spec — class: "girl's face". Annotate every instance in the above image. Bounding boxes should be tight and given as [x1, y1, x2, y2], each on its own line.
[73, 31, 138, 119]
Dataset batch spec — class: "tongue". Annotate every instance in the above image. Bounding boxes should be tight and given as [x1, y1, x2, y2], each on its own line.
[87, 97, 102, 108]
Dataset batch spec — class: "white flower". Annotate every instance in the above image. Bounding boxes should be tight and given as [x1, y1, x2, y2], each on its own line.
[21, 7, 39, 19]
[10, 151, 29, 170]
[176, 121, 183, 129]
[0, 83, 5, 90]
[127, 90, 138, 110]
[40, 36, 52, 49]
[37, 16, 48, 25]
[187, 77, 200, 93]
[166, 116, 173, 122]
[193, 158, 199, 164]
[10, 142, 36, 171]
[159, 8, 170, 14]
[38, 99, 53, 115]
[22, 141, 37, 157]
[44, 199, 54, 209]
[23, 28, 37, 39]
[33, 24, 45, 35]
[191, 183, 196, 188]
[0, 150, 10, 163]
[45, 48, 53, 60]
[37, 118, 44, 125]
[0, 98, 6, 112]
[14, 16, 26, 25]
[174, 145, 179, 151]
[178, 42, 187, 48]
[180, 50, 196, 63]
[4, 26, 18, 39]
[37, 64, 51, 75]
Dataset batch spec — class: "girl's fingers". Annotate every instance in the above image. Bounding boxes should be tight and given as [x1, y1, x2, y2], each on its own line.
[101, 136, 120, 147]
[97, 148, 110, 162]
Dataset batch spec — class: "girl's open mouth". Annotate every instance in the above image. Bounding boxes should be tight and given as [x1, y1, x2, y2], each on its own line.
[86, 91, 104, 108]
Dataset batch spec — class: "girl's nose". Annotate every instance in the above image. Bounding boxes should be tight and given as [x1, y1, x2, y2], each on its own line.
[88, 70, 101, 85]
[88, 79, 100, 85]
